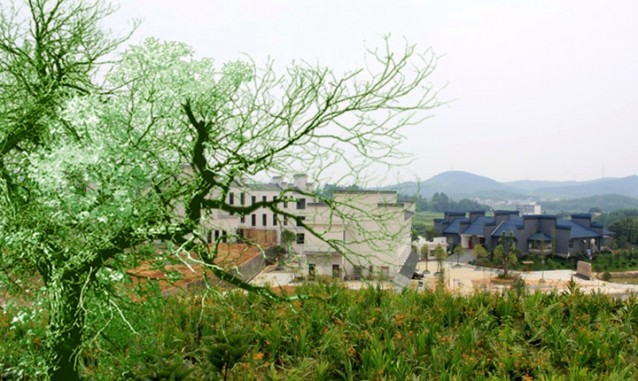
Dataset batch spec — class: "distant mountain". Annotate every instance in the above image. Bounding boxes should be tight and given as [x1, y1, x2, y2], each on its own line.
[389, 171, 638, 206]
[534, 177, 638, 199]
[542, 194, 638, 214]
[390, 171, 516, 199]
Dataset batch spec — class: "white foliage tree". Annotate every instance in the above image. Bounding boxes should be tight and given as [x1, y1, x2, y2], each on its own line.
[0, 1, 440, 378]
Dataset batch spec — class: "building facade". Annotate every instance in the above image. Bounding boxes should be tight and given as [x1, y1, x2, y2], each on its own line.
[434, 210, 609, 256]
[203, 174, 313, 252]
[204, 177, 417, 283]
[303, 191, 416, 284]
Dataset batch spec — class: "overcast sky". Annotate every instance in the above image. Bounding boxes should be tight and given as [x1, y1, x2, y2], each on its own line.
[109, 0, 638, 184]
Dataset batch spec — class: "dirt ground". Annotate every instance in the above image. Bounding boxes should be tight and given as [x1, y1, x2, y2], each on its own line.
[127, 243, 262, 294]
[251, 259, 638, 298]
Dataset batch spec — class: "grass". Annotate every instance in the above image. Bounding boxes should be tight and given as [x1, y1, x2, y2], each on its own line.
[413, 211, 443, 229]
[3, 282, 638, 379]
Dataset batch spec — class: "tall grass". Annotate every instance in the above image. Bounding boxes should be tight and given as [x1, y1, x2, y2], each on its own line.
[2, 283, 638, 380]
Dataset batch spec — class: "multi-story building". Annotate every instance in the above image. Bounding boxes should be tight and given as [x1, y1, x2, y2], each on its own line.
[303, 190, 416, 285]
[203, 174, 313, 253]
[516, 202, 542, 215]
[204, 177, 417, 284]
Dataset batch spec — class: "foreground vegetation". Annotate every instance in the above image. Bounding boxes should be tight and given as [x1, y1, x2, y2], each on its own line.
[3, 282, 638, 380]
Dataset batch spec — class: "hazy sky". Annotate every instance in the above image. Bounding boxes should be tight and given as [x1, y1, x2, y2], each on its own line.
[109, 0, 638, 183]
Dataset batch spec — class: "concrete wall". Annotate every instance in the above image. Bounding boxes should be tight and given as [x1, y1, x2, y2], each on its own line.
[304, 191, 414, 280]
[555, 227, 571, 254]
[233, 253, 266, 281]
[206, 180, 311, 250]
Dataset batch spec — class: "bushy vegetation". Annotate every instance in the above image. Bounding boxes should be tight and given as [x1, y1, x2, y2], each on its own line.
[3, 283, 638, 380]
[511, 249, 638, 273]
[400, 192, 489, 213]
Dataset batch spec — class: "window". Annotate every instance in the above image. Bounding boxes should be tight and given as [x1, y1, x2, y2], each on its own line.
[273, 214, 278, 226]
[353, 266, 362, 280]
[251, 214, 256, 227]
[214, 230, 220, 241]
[262, 214, 267, 226]
[296, 216, 306, 227]
[284, 197, 288, 208]
[296, 198, 306, 209]
[228, 192, 234, 205]
[332, 264, 341, 278]
[240, 215, 245, 224]
[296, 233, 305, 244]
[283, 215, 288, 226]
[207, 230, 213, 244]
[251, 195, 256, 205]
[262, 195, 267, 203]
[240, 192, 245, 205]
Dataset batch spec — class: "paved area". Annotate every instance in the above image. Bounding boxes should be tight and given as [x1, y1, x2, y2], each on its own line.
[251, 265, 296, 287]
[251, 260, 638, 297]
[415, 259, 638, 296]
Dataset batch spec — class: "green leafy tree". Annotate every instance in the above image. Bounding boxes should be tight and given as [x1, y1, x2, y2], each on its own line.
[609, 218, 638, 248]
[420, 244, 430, 273]
[431, 192, 451, 212]
[425, 226, 437, 241]
[473, 243, 487, 266]
[0, 1, 439, 379]
[493, 233, 518, 278]
[433, 244, 446, 274]
[281, 229, 297, 253]
[453, 244, 464, 267]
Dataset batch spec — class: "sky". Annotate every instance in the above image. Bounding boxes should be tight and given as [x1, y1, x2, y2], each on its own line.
[108, 0, 638, 184]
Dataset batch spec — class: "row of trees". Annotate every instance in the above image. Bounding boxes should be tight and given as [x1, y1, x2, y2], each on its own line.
[608, 217, 638, 248]
[0, 0, 440, 379]
[417, 235, 517, 279]
[401, 192, 489, 212]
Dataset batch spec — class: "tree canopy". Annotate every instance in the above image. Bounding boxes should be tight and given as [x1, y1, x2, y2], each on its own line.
[0, 0, 440, 378]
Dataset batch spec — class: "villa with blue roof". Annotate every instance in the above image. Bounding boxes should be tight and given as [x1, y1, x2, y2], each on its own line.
[434, 210, 610, 256]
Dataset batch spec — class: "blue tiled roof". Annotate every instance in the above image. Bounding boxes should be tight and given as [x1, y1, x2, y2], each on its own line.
[491, 217, 523, 237]
[528, 232, 551, 242]
[462, 216, 494, 236]
[443, 218, 469, 234]
[556, 221, 572, 229]
[494, 210, 520, 215]
[565, 221, 602, 239]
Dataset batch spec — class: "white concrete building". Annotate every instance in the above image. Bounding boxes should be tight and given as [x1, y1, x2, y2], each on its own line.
[204, 179, 417, 285]
[303, 191, 416, 284]
[516, 202, 542, 215]
[203, 174, 313, 252]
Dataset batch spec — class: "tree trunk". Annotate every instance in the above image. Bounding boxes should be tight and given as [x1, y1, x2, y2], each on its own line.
[46, 275, 86, 381]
